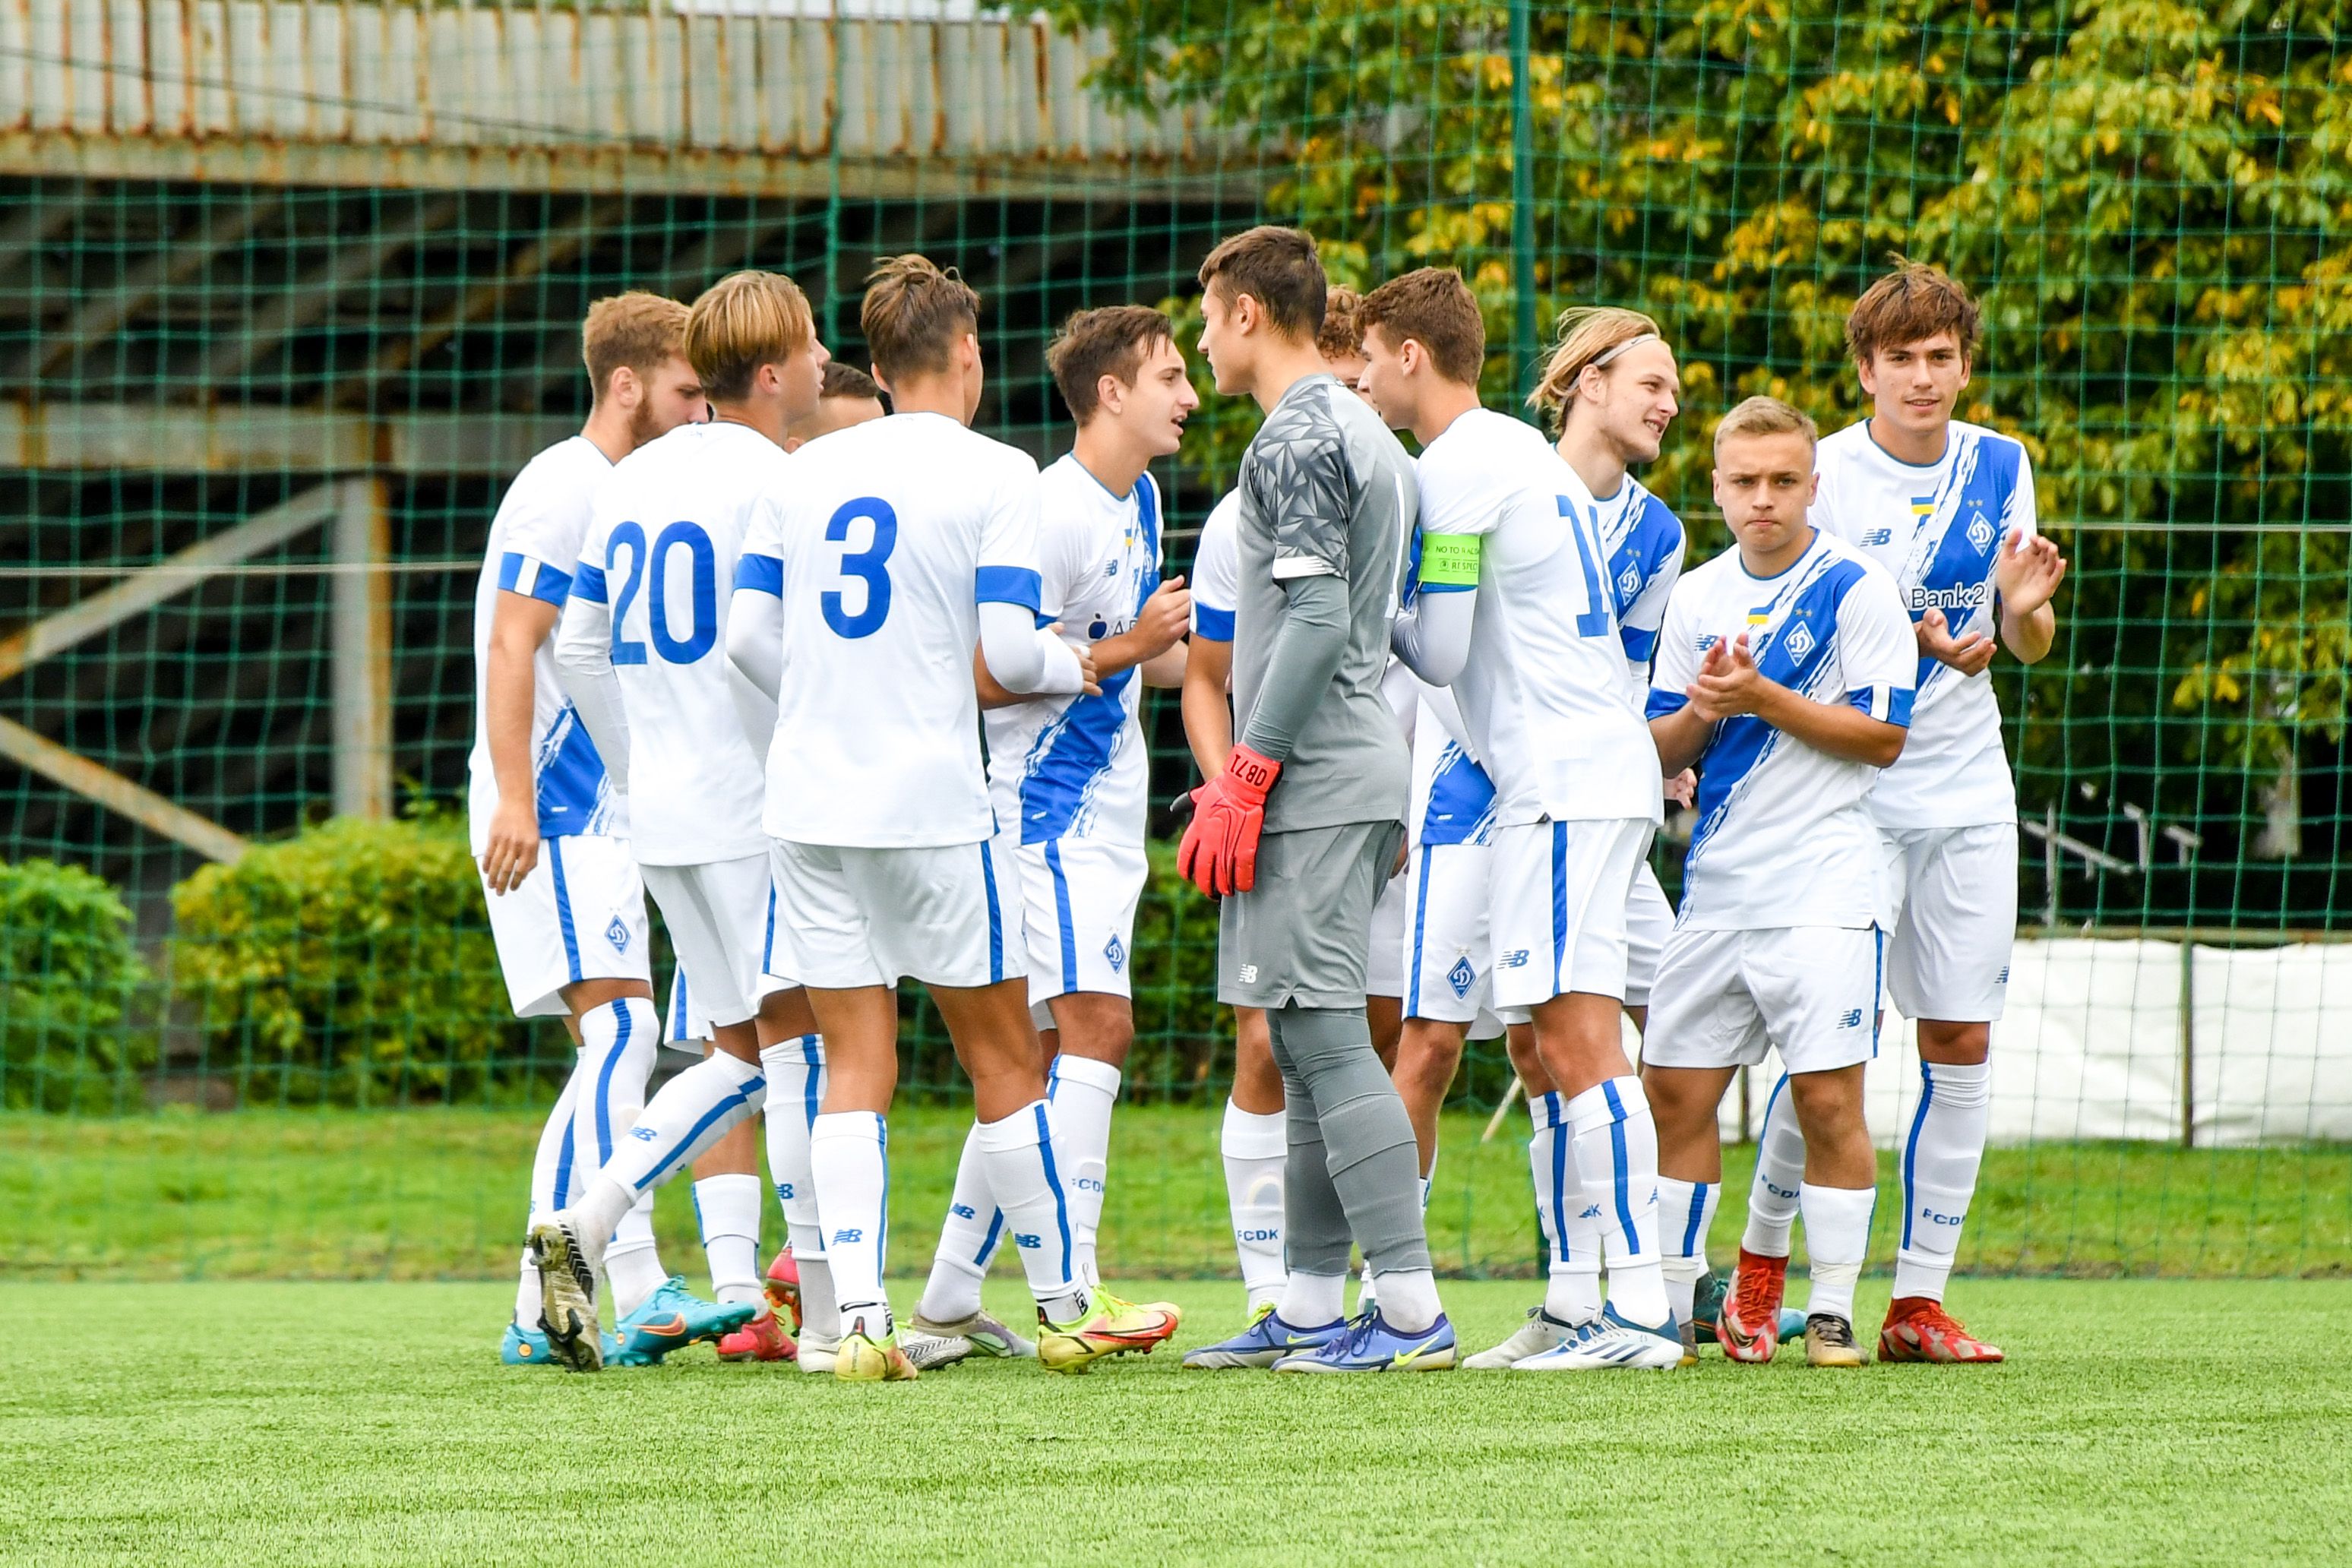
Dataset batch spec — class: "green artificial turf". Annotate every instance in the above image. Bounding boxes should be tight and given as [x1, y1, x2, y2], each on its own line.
[2, 1279, 2347, 1565]
[5, 1104, 2347, 1282]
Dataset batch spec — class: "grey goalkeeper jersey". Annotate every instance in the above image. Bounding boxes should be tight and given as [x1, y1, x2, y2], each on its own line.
[1231, 373, 1415, 834]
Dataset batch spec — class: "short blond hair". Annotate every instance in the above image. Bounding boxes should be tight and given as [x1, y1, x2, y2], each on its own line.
[684, 271, 816, 403]
[1528, 306, 1662, 426]
[861, 254, 981, 383]
[581, 292, 689, 406]
[1713, 394, 1818, 451]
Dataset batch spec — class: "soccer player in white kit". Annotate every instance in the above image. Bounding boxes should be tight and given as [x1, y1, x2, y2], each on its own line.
[909, 305, 1194, 1363]
[726, 257, 1180, 1380]
[1641, 397, 1916, 1369]
[525, 272, 832, 1373]
[471, 292, 733, 1367]
[1743, 263, 2066, 1363]
[1364, 268, 1677, 1371]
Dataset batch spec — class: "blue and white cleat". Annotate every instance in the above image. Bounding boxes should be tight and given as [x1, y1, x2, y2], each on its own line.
[1181, 1307, 1348, 1369]
[1514, 1304, 1683, 1370]
[1270, 1311, 1457, 1373]
[610, 1276, 759, 1367]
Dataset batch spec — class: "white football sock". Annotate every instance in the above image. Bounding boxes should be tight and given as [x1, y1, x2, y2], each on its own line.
[598, 1051, 767, 1206]
[1219, 1099, 1288, 1311]
[602, 1196, 665, 1319]
[693, 1173, 764, 1307]
[1046, 1054, 1121, 1288]
[1800, 1182, 1877, 1323]
[1657, 1175, 1720, 1327]
[811, 1111, 891, 1333]
[757, 1035, 830, 1334]
[974, 1101, 1088, 1323]
[518, 1062, 582, 1324]
[1893, 1058, 1991, 1302]
[1529, 1091, 1601, 1323]
[1279, 1270, 1346, 1328]
[1743, 1073, 1805, 1258]
[571, 996, 661, 1190]
[1567, 1076, 1668, 1326]
[794, 1241, 839, 1345]
[915, 1122, 998, 1324]
[1373, 1267, 1441, 1334]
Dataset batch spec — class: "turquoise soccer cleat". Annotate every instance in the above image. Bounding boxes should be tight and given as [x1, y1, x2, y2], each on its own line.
[610, 1276, 759, 1367]
[502, 1320, 618, 1367]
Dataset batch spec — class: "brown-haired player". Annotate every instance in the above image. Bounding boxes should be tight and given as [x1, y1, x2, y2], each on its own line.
[785, 359, 887, 450]
[1178, 277, 1401, 1332]
[723, 255, 1177, 1380]
[908, 304, 1196, 1365]
[473, 293, 730, 1368]
[528, 271, 835, 1373]
[1642, 396, 1915, 1369]
[1174, 227, 1453, 1372]
[1733, 261, 2065, 1364]
[1359, 266, 1680, 1370]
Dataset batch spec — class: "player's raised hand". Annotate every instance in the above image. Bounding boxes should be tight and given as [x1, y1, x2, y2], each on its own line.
[1916, 606, 1996, 677]
[1690, 631, 1772, 719]
[479, 795, 539, 896]
[1685, 634, 1736, 721]
[1130, 574, 1193, 660]
[1996, 533, 2068, 617]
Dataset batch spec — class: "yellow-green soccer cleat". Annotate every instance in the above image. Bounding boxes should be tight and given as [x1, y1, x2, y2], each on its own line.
[1036, 1287, 1183, 1374]
[834, 1320, 918, 1383]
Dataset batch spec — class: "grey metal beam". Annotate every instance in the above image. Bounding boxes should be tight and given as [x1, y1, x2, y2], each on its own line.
[0, 403, 575, 475]
[0, 713, 248, 865]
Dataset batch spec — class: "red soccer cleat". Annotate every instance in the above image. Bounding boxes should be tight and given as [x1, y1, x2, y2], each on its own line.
[717, 1304, 798, 1363]
[764, 1249, 801, 1336]
[1716, 1248, 1789, 1364]
[1879, 1297, 2005, 1364]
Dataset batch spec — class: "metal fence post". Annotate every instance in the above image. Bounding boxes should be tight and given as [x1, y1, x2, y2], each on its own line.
[332, 476, 393, 820]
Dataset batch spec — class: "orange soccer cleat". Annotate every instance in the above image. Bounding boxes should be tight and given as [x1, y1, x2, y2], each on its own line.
[1715, 1248, 1789, 1364]
[1879, 1297, 2005, 1364]
[717, 1303, 798, 1363]
[764, 1249, 802, 1336]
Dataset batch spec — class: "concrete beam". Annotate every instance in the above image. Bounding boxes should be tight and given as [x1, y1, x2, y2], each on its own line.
[0, 714, 248, 865]
[0, 403, 575, 475]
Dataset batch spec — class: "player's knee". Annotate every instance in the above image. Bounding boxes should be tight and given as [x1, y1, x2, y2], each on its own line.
[1916, 1018, 1990, 1064]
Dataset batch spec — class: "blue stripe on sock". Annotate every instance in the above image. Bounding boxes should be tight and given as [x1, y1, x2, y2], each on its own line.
[876, 1113, 890, 1274]
[1545, 1094, 1570, 1267]
[593, 999, 631, 1162]
[1901, 1061, 1936, 1251]
[1033, 1102, 1073, 1285]
[548, 839, 583, 984]
[974, 1206, 1004, 1266]
[981, 842, 1004, 983]
[800, 1034, 821, 1130]
[1680, 1181, 1710, 1257]
[1045, 839, 1078, 993]
[553, 1117, 576, 1209]
[1601, 1079, 1638, 1251]
[634, 1076, 763, 1192]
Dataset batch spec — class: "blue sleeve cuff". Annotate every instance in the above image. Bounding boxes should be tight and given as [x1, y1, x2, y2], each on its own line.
[733, 553, 784, 598]
[1619, 626, 1661, 663]
[1416, 580, 1475, 595]
[569, 561, 608, 604]
[975, 565, 1043, 611]
[1645, 690, 1690, 720]
[1191, 605, 1235, 643]
[1848, 684, 1915, 726]
[497, 552, 573, 607]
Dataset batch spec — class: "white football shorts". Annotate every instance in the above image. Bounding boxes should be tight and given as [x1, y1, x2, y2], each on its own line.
[1489, 817, 1653, 1011]
[1642, 923, 1887, 1076]
[1625, 859, 1674, 1010]
[479, 833, 650, 1018]
[643, 853, 792, 1031]
[1366, 855, 1409, 1000]
[768, 837, 1023, 991]
[1018, 836, 1147, 1004]
[1880, 822, 2017, 1024]
[1402, 840, 1493, 1025]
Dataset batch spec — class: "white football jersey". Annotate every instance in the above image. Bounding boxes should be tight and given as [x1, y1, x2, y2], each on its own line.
[1417, 409, 1661, 827]
[985, 454, 1164, 846]
[1188, 489, 1241, 643]
[466, 435, 624, 854]
[1592, 473, 1687, 697]
[1648, 530, 1915, 931]
[562, 422, 780, 867]
[1812, 419, 2037, 831]
[738, 412, 1043, 849]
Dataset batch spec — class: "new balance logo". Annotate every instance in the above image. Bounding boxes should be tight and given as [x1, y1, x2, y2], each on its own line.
[1013, 1232, 1043, 1250]
[951, 1203, 978, 1221]
[1862, 527, 1894, 546]
[830, 1228, 864, 1244]
[605, 916, 631, 952]
[1498, 949, 1530, 969]
[1238, 964, 1259, 984]
[1997, 966, 2010, 984]
[629, 1126, 657, 1142]
[1838, 1008, 1864, 1029]
[776, 1182, 796, 1200]
[1695, 633, 1719, 653]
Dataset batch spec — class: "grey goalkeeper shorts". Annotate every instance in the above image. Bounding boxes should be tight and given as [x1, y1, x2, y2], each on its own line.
[1217, 819, 1405, 1010]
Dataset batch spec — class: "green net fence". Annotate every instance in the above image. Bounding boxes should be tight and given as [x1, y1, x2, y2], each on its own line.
[1, 1, 2346, 1285]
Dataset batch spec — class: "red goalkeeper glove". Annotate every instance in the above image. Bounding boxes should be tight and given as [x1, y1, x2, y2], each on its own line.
[1178, 744, 1282, 896]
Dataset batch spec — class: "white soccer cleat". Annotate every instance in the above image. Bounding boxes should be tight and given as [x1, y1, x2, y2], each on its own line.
[901, 1327, 975, 1371]
[796, 1331, 840, 1376]
[1513, 1305, 1683, 1371]
[1462, 1307, 1586, 1370]
[908, 1308, 1037, 1361]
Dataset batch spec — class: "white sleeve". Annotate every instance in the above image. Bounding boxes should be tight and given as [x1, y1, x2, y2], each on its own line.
[496, 469, 593, 605]
[1389, 586, 1475, 686]
[726, 499, 786, 703]
[1416, 444, 1503, 539]
[1190, 495, 1241, 642]
[1838, 567, 1919, 726]
[975, 456, 1046, 615]
[2005, 443, 2040, 548]
[1647, 587, 1701, 721]
[979, 599, 1084, 696]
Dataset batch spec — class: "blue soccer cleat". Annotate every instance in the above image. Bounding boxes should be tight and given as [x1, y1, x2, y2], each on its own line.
[1181, 1306, 1348, 1370]
[502, 1320, 619, 1367]
[610, 1276, 759, 1367]
[1270, 1311, 1458, 1373]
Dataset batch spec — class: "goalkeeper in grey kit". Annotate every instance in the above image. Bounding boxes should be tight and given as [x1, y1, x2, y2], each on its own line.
[1175, 226, 1455, 1373]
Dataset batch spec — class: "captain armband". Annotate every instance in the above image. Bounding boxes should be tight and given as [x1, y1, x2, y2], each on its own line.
[1418, 531, 1482, 591]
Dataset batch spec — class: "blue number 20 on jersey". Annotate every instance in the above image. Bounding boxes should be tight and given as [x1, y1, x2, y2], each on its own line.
[607, 520, 717, 665]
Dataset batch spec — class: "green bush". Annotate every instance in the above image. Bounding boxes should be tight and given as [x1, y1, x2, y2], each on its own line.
[0, 858, 152, 1111]
[171, 814, 533, 1106]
